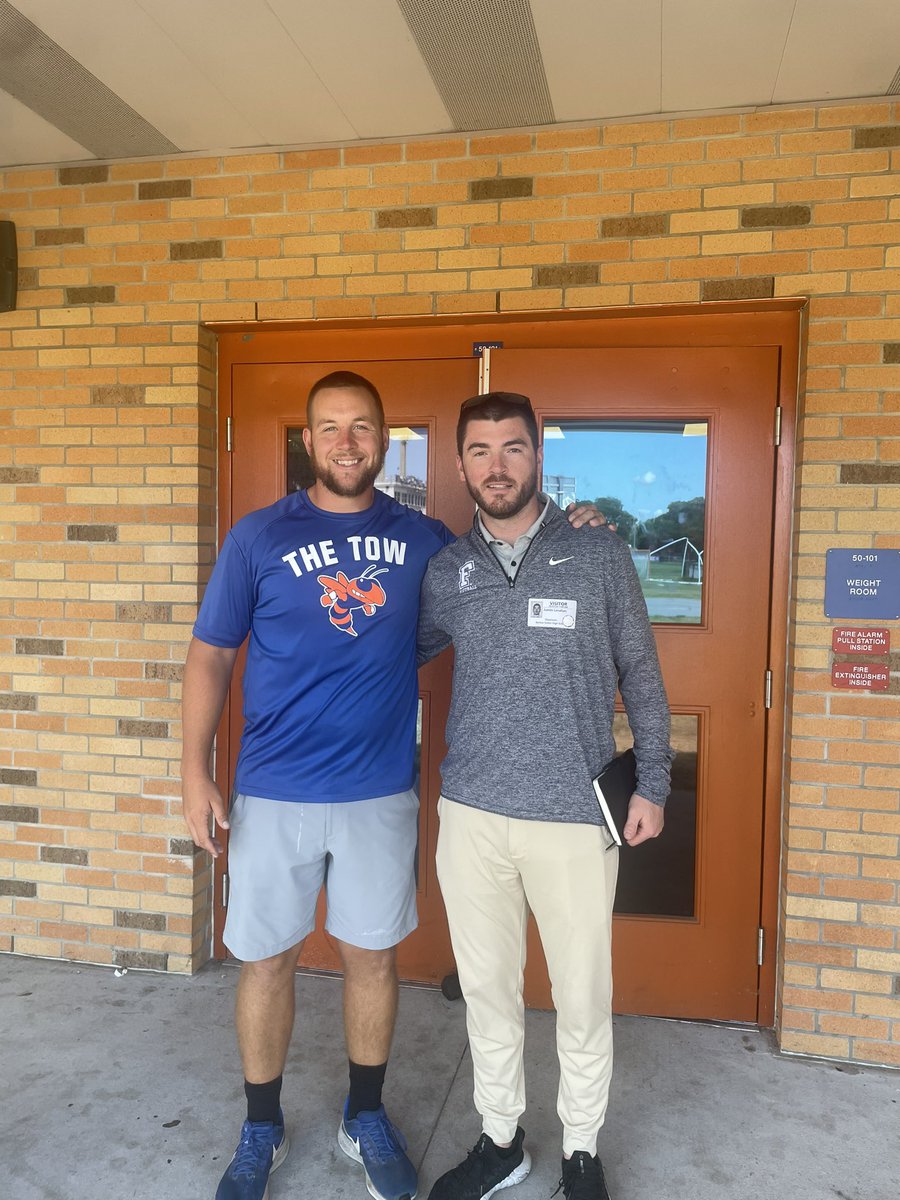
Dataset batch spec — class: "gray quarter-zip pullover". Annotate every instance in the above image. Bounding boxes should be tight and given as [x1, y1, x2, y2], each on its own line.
[417, 500, 673, 824]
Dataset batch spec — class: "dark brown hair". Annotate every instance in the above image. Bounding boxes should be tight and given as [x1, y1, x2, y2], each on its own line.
[456, 391, 538, 454]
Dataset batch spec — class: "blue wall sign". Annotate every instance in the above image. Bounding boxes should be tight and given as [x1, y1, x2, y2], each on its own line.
[824, 549, 900, 620]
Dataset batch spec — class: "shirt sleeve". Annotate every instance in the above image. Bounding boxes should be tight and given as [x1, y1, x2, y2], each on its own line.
[416, 559, 453, 667]
[192, 531, 254, 649]
[606, 541, 674, 806]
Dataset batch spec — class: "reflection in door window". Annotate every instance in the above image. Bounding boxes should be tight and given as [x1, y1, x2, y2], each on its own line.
[286, 426, 429, 512]
[542, 421, 708, 624]
[376, 426, 428, 512]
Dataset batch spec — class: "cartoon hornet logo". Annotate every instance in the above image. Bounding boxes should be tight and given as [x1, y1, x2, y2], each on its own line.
[317, 565, 389, 637]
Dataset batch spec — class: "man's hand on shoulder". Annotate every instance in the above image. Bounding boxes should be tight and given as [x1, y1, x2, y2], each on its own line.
[181, 773, 230, 858]
[565, 501, 614, 530]
[623, 794, 664, 846]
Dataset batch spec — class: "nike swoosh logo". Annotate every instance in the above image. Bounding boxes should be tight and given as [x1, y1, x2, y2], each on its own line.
[549, 556, 574, 566]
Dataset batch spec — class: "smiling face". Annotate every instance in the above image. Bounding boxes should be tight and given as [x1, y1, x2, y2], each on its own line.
[457, 414, 543, 523]
[303, 386, 389, 509]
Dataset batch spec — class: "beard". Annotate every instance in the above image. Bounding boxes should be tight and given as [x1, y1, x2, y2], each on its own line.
[465, 467, 539, 520]
[308, 445, 385, 498]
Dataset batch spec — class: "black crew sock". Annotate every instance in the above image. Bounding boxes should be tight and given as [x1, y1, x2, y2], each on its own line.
[347, 1060, 388, 1119]
[245, 1075, 283, 1124]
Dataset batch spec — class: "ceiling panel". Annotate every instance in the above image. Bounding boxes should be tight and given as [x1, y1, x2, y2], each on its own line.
[142, 0, 356, 145]
[774, 0, 900, 102]
[662, 0, 795, 111]
[398, 0, 553, 131]
[532, 0, 661, 121]
[269, 0, 451, 139]
[0, 0, 897, 170]
[0, 86, 91, 166]
[10, 0, 264, 150]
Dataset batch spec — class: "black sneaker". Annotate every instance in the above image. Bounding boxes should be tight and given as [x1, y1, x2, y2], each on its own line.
[556, 1151, 610, 1200]
[428, 1128, 531, 1200]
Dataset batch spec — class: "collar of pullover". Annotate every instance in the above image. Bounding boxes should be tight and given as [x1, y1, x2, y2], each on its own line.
[476, 494, 551, 581]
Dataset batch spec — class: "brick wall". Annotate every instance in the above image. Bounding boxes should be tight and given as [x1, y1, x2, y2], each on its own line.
[0, 100, 897, 1064]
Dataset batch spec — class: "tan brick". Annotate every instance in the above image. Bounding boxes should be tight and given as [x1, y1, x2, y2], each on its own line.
[632, 282, 699, 304]
[602, 167, 669, 192]
[850, 174, 900, 198]
[816, 150, 891, 175]
[436, 203, 498, 226]
[500, 287, 569, 312]
[744, 156, 815, 181]
[701, 231, 773, 255]
[782, 1027, 854, 1056]
[817, 103, 892, 127]
[635, 142, 704, 165]
[670, 210, 739, 234]
[703, 184, 775, 208]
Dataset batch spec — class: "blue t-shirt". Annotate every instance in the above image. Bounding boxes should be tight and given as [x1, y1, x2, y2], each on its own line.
[193, 488, 455, 803]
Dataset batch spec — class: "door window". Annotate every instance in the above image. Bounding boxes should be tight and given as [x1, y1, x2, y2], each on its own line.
[611, 712, 699, 919]
[287, 425, 430, 511]
[542, 420, 708, 624]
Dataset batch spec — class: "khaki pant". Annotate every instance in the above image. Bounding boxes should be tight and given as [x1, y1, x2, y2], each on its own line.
[436, 797, 619, 1156]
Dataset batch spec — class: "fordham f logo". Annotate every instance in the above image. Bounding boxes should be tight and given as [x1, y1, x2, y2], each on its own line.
[458, 560, 476, 593]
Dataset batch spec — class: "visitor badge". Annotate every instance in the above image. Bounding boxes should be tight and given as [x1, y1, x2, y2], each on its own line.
[527, 598, 577, 629]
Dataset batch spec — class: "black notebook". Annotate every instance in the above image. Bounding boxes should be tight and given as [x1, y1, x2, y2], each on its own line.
[592, 748, 638, 847]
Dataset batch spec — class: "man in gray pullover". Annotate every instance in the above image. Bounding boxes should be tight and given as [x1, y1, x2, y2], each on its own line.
[417, 392, 672, 1200]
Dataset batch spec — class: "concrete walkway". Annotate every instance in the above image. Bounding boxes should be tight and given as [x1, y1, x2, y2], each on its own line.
[3, 955, 897, 1200]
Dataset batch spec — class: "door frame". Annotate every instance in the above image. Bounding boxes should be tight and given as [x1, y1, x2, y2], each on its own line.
[211, 298, 806, 1027]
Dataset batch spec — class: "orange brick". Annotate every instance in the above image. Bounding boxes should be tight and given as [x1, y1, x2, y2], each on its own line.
[343, 143, 403, 165]
[406, 138, 467, 161]
[781, 1008, 816, 1031]
[535, 128, 600, 150]
[567, 148, 633, 171]
[470, 134, 532, 156]
[374, 295, 433, 317]
[823, 924, 894, 948]
[782, 984, 854, 1012]
[603, 120, 669, 145]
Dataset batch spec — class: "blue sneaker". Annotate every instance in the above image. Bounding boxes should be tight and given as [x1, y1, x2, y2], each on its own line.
[215, 1113, 289, 1200]
[338, 1098, 418, 1200]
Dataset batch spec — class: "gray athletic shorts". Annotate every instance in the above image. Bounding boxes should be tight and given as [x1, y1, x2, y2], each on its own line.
[222, 789, 419, 962]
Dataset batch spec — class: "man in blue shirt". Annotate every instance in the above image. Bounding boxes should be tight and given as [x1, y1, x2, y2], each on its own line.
[181, 372, 602, 1200]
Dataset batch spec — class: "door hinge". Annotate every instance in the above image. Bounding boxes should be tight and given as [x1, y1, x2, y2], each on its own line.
[478, 346, 492, 394]
[221, 872, 229, 908]
[764, 669, 773, 709]
[774, 405, 782, 447]
[757, 927, 765, 966]
[226, 416, 233, 452]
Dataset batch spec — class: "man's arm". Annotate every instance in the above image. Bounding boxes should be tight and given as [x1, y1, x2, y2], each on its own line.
[606, 544, 674, 842]
[180, 638, 239, 857]
[416, 559, 453, 667]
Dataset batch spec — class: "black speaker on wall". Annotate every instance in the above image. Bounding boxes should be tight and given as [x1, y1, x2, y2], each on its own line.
[0, 221, 18, 313]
